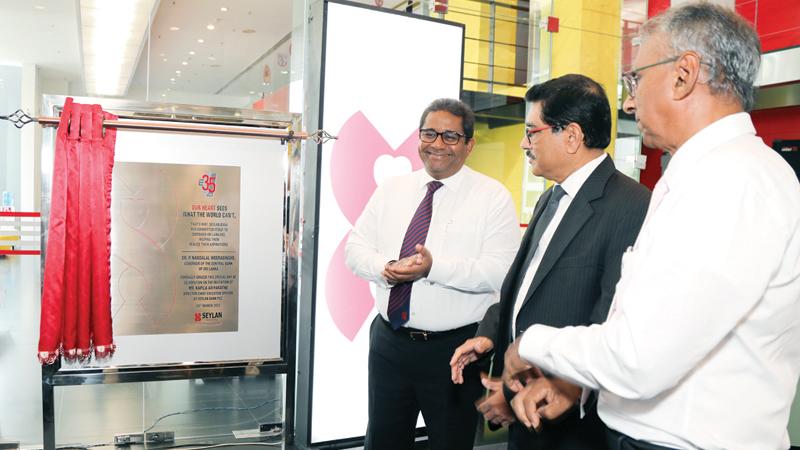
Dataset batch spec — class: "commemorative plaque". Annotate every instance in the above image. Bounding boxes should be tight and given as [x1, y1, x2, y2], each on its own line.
[110, 162, 241, 335]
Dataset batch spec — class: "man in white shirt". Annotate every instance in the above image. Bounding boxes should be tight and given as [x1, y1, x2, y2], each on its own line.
[450, 74, 650, 450]
[502, 3, 800, 449]
[346, 98, 520, 450]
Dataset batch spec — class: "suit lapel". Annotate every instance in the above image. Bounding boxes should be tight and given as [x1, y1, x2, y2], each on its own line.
[497, 188, 552, 343]
[521, 156, 616, 308]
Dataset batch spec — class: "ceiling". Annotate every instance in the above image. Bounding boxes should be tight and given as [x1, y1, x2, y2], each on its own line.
[0, 0, 293, 100]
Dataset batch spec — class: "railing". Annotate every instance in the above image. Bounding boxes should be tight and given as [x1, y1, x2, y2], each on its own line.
[0, 211, 41, 255]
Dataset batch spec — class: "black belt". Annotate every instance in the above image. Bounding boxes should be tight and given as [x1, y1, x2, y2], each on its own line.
[381, 317, 477, 341]
[606, 427, 677, 450]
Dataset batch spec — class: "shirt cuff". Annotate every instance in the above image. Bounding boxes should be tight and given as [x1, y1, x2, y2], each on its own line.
[425, 256, 452, 286]
[371, 254, 391, 288]
[518, 324, 559, 367]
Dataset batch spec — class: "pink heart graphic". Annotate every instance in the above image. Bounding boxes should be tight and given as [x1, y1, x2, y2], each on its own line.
[326, 111, 422, 341]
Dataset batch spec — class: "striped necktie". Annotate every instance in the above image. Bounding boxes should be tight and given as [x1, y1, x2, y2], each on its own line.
[387, 180, 444, 329]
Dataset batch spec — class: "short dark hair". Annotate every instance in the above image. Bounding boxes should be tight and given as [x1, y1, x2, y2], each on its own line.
[419, 98, 475, 140]
[525, 74, 611, 150]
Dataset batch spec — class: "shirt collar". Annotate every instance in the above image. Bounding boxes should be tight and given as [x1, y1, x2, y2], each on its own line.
[419, 165, 469, 192]
[557, 153, 608, 198]
[662, 112, 755, 186]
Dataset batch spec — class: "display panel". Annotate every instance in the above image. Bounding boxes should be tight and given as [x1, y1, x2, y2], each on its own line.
[310, 2, 464, 443]
[67, 128, 285, 368]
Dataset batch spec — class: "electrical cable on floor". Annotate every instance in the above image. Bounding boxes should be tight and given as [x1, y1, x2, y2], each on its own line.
[55, 443, 115, 450]
[164, 443, 281, 450]
[143, 398, 280, 433]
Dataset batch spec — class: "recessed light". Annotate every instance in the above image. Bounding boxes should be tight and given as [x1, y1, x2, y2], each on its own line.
[242, 28, 256, 34]
[182, 61, 188, 66]
[169, 26, 180, 31]
[162, 58, 167, 62]
[208, 56, 216, 61]
[34, 5, 45, 10]
[161, 93, 166, 97]
[249, 91, 255, 94]
[207, 24, 215, 30]
[220, 7, 228, 12]
[281, 70, 288, 74]
[170, 78, 175, 82]
[175, 70, 181, 74]
[189, 51, 195, 55]
[197, 38, 204, 43]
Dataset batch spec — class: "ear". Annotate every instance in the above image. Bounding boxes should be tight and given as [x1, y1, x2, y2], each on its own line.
[563, 123, 583, 155]
[673, 51, 703, 101]
[465, 137, 475, 155]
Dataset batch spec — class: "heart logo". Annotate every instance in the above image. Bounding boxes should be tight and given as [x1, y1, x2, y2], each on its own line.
[373, 154, 412, 186]
[326, 111, 422, 341]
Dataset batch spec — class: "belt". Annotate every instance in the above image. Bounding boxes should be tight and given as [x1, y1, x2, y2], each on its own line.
[605, 427, 677, 450]
[381, 317, 477, 341]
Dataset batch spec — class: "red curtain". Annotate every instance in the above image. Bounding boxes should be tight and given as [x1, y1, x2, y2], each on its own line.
[38, 98, 118, 365]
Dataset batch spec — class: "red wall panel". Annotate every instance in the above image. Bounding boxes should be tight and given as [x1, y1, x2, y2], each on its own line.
[736, 0, 800, 52]
[750, 106, 800, 148]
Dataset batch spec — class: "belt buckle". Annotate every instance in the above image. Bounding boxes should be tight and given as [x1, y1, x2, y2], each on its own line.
[409, 331, 428, 341]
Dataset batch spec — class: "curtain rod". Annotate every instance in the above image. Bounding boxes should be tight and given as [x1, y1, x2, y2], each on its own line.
[0, 109, 337, 144]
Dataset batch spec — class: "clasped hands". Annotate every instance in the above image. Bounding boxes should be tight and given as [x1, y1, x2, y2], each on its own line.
[449, 337, 581, 432]
[382, 244, 432, 284]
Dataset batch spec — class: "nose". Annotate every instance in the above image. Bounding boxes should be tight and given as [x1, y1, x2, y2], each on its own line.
[519, 135, 530, 152]
[622, 95, 636, 115]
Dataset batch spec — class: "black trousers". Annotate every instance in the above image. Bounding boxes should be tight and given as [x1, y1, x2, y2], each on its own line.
[508, 394, 608, 450]
[605, 427, 677, 450]
[366, 316, 483, 450]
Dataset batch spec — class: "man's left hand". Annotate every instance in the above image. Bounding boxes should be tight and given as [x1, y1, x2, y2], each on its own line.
[381, 244, 433, 283]
[502, 339, 533, 393]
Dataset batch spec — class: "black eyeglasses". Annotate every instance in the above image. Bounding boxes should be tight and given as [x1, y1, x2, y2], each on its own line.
[419, 128, 467, 145]
[621, 56, 679, 98]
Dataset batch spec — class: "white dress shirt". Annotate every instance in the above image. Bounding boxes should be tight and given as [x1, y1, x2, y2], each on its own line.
[346, 165, 520, 331]
[512, 153, 608, 334]
[519, 113, 800, 449]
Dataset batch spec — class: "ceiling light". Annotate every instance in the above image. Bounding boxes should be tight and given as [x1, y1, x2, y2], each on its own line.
[80, 0, 159, 96]
[249, 91, 255, 94]
[189, 51, 195, 55]
[162, 58, 167, 62]
[242, 29, 256, 34]
[220, 7, 228, 12]
[281, 70, 288, 74]
[170, 78, 175, 81]
[181, 61, 188, 66]
[175, 70, 181, 74]
[169, 26, 180, 31]
[197, 38, 204, 43]
[207, 24, 215, 30]
[34, 5, 46, 10]
[207, 56, 216, 61]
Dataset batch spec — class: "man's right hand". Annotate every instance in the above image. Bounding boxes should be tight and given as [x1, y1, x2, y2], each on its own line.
[449, 336, 494, 384]
[475, 374, 516, 427]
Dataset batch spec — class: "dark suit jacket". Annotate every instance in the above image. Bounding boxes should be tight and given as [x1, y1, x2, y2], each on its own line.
[477, 156, 650, 450]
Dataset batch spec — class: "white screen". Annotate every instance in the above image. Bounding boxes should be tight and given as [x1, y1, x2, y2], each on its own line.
[311, 2, 463, 443]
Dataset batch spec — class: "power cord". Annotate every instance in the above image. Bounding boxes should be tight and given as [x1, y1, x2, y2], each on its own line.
[144, 398, 280, 433]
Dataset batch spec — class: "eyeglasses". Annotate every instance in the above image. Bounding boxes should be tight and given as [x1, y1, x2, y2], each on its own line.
[524, 124, 557, 145]
[419, 128, 467, 145]
[621, 56, 679, 98]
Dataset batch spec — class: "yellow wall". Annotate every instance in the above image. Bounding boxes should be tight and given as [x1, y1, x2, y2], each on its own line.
[549, 0, 622, 156]
[466, 122, 526, 215]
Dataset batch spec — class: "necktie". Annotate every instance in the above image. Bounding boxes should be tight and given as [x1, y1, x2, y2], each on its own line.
[513, 185, 567, 300]
[387, 180, 444, 329]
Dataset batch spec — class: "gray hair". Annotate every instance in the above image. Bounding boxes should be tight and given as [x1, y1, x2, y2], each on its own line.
[642, 1, 761, 111]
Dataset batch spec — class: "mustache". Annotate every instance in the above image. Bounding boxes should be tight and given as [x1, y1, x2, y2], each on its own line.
[525, 149, 535, 160]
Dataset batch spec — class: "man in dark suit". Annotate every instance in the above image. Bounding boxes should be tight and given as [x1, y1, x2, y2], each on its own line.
[450, 74, 650, 450]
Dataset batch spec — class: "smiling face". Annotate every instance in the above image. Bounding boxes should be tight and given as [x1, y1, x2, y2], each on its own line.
[418, 110, 474, 180]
